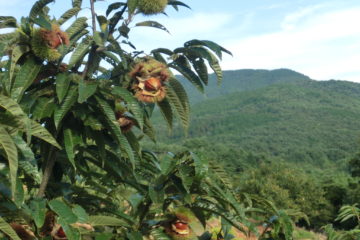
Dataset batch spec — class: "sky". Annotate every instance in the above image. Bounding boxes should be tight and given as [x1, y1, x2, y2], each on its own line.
[1, 0, 360, 82]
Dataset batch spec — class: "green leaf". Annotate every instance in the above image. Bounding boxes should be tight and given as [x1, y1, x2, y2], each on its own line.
[33, 15, 52, 29]
[58, 218, 81, 240]
[0, 94, 28, 121]
[168, 0, 191, 11]
[29, 0, 54, 20]
[0, 217, 21, 240]
[127, 0, 138, 15]
[72, 205, 89, 223]
[78, 79, 97, 103]
[106, 2, 127, 16]
[54, 86, 78, 128]
[58, 7, 81, 26]
[15, 135, 41, 184]
[157, 98, 173, 129]
[0, 16, 17, 29]
[165, 85, 189, 130]
[135, 21, 170, 33]
[68, 39, 91, 69]
[0, 127, 18, 198]
[32, 97, 56, 120]
[11, 57, 42, 102]
[179, 165, 193, 192]
[9, 45, 30, 91]
[112, 86, 143, 130]
[190, 47, 223, 85]
[88, 216, 131, 227]
[148, 185, 164, 204]
[150, 228, 172, 240]
[190, 57, 208, 85]
[66, 17, 88, 40]
[72, 0, 82, 8]
[30, 120, 61, 149]
[56, 73, 71, 103]
[184, 39, 232, 59]
[14, 177, 24, 207]
[168, 77, 190, 117]
[169, 57, 204, 93]
[63, 128, 79, 170]
[94, 95, 135, 166]
[29, 198, 47, 228]
[48, 199, 78, 224]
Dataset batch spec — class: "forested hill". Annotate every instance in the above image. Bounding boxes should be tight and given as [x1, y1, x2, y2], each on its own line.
[149, 69, 360, 166]
[180, 68, 311, 104]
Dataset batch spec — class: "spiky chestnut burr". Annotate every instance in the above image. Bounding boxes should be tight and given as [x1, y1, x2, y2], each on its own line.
[137, 0, 168, 15]
[31, 24, 69, 61]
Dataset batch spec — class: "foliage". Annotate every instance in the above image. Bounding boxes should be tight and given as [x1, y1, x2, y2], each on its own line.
[0, 0, 284, 240]
[149, 70, 360, 167]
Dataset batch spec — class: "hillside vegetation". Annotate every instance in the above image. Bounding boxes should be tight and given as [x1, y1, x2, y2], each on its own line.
[148, 69, 360, 166]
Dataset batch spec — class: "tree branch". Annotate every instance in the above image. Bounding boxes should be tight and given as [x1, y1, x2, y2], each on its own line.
[37, 147, 57, 197]
[90, 0, 96, 33]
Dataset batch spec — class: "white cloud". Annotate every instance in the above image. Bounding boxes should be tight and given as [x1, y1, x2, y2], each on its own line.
[281, 5, 324, 30]
[221, 6, 360, 82]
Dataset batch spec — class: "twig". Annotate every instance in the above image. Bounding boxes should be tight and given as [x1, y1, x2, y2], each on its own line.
[37, 147, 57, 197]
[90, 0, 96, 33]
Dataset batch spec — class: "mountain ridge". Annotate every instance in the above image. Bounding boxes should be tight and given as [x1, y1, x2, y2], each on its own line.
[147, 69, 360, 166]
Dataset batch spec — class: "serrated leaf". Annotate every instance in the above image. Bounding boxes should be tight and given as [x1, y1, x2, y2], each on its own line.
[168, 77, 189, 116]
[11, 57, 42, 102]
[179, 165, 193, 193]
[29, 198, 47, 228]
[48, 199, 78, 224]
[0, 16, 17, 29]
[32, 97, 56, 120]
[29, 0, 54, 20]
[30, 120, 61, 149]
[135, 21, 170, 33]
[89, 216, 131, 227]
[106, 2, 127, 16]
[66, 17, 88, 40]
[143, 117, 156, 142]
[190, 57, 208, 85]
[78, 79, 97, 103]
[13, 135, 41, 184]
[33, 15, 52, 29]
[72, 0, 82, 8]
[168, 0, 191, 11]
[58, 7, 81, 26]
[9, 45, 30, 91]
[94, 95, 135, 166]
[188, 47, 223, 85]
[68, 39, 90, 69]
[0, 127, 18, 198]
[0, 94, 28, 121]
[151, 48, 173, 56]
[157, 98, 173, 130]
[63, 128, 79, 170]
[165, 85, 189, 130]
[54, 86, 78, 128]
[56, 73, 71, 103]
[72, 205, 88, 223]
[149, 185, 164, 204]
[184, 39, 232, 59]
[58, 218, 81, 240]
[0, 217, 21, 240]
[112, 86, 143, 130]
[150, 228, 172, 240]
[169, 58, 204, 93]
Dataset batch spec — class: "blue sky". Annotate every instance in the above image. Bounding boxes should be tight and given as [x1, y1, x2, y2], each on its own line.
[1, 0, 360, 82]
